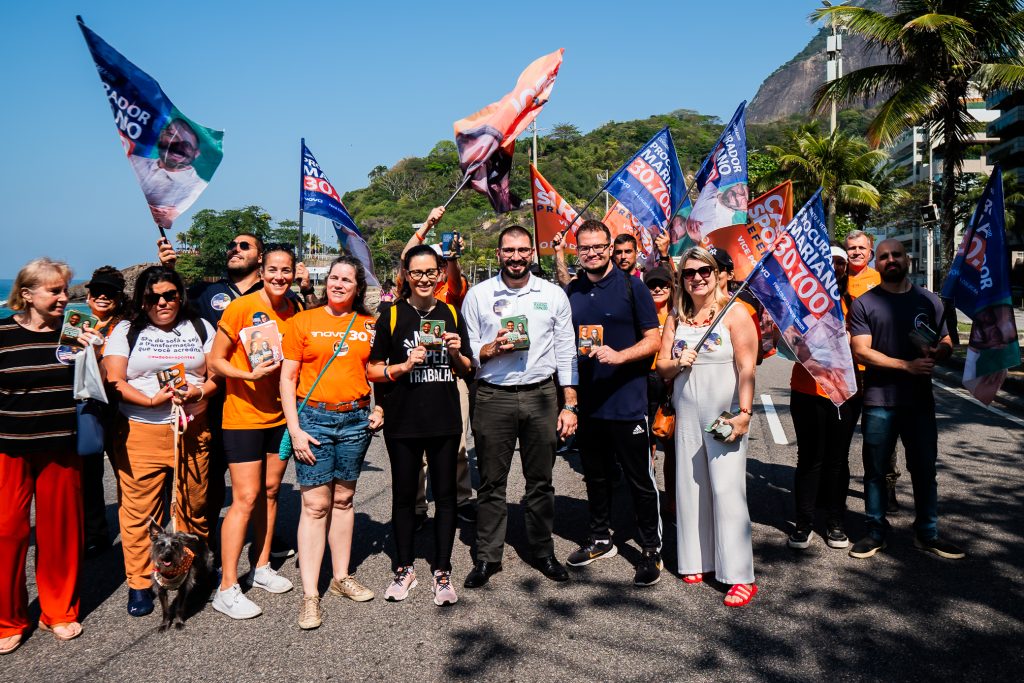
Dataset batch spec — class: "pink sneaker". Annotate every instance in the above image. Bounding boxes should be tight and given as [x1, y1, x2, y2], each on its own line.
[432, 570, 458, 606]
[384, 566, 417, 602]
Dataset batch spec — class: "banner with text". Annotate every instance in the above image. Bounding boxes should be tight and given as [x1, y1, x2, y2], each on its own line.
[706, 181, 792, 280]
[531, 165, 579, 256]
[602, 201, 657, 269]
[605, 127, 685, 241]
[78, 17, 223, 230]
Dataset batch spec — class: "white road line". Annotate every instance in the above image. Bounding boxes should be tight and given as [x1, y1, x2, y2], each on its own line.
[759, 394, 789, 445]
[934, 379, 1024, 429]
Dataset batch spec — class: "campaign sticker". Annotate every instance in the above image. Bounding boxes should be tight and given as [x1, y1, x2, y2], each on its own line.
[364, 320, 376, 333]
[252, 311, 271, 325]
[492, 298, 509, 316]
[211, 293, 232, 311]
[55, 345, 77, 365]
[333, 341, 350, 356]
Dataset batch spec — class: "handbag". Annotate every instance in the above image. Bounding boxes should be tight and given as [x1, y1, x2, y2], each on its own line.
[651, 401, 675, 439]
[279, 313, 359, 461]
[76, 399, 107, 457]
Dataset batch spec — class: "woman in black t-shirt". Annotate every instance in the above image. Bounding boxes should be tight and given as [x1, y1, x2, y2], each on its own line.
[368, 245, 472, 606]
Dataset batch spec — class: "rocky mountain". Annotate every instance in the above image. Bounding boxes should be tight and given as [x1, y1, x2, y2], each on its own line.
[748, 0, 892, 123]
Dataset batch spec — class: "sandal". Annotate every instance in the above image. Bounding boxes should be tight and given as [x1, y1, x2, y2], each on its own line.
[38, 621, 83, 641]
[681, 573, 703, 584]
[0, 633, 22, 655]
[724, 583, 758, 608]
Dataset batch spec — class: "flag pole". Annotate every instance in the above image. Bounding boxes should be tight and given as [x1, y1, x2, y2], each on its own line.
[441, 172, 473, 211]
[298, 138, 305, 261]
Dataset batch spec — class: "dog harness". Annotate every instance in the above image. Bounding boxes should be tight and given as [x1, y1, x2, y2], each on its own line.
[152, 547, 195, 590]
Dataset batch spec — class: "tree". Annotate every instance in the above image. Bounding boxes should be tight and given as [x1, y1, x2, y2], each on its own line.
[767, 129, 887, 236]
[177, 206, 274, 278]
[812, 0, 1024, 271]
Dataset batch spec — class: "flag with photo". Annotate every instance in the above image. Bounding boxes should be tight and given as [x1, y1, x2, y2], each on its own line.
[454, 49, 564, 213]
[601, 201, 657, 270]
[706, 181, 792, 280]
[531, 165, 579, 256]
[78, 16, 223, 230]
[747, 190, 857, 406]
[941, 167, 1020, 405]
[301, 142, 379, 286]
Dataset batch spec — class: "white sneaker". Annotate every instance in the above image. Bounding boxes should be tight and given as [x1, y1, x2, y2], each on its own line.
[212, 583, 263, 619]
[251, 564, 294, 594]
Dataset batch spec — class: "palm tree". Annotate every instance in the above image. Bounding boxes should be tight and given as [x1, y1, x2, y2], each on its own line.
[811, 0, 1024, 272]
[767, 129, 888, 236]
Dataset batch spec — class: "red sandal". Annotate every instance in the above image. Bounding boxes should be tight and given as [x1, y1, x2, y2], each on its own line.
[724, 583, 757, 607]
[681, 573, 703, 584]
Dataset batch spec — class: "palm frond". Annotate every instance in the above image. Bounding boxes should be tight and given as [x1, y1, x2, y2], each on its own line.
[838, 181, 882, 209]
[975, 62, 1024, 90]
[866, 81, 938, 147]
[810, 6, 904, 48]
[812, 64, 919, 114]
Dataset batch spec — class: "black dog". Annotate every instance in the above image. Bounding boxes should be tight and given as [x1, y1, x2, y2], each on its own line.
[148, 519, 214, 631]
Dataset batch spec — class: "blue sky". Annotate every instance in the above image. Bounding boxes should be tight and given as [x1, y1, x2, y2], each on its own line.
[0, 1, 824, 276]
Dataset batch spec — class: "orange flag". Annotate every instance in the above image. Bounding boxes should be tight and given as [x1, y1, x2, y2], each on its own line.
[531, 165, 579, 256]
[704, 181, 792, 280]
[454, 49, 564, 212]
[603, 201, 658, 269]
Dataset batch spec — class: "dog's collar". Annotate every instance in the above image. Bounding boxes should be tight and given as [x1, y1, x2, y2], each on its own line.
[152, 547, 195, 590]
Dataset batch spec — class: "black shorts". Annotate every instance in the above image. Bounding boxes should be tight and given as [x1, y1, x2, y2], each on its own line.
[222, 424, 288, 464]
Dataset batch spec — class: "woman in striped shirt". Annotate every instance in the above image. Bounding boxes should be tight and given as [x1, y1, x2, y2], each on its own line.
[0, 258, 101, 653]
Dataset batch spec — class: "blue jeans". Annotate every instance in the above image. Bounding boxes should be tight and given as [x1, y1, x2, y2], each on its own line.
[861, 405, 938, 540]
[294, 406, 371, 487]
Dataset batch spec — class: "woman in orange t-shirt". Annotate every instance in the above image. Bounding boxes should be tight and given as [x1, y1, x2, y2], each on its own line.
[280, 256, 383, 630]
[207, 244, 301, 619]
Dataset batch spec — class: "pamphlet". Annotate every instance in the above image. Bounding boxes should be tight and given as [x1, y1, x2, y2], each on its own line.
[240, 320, 283, 369]
[578, 324, 603, 356]
[501, 315, 530, 350]
[419, 320, 445, 348]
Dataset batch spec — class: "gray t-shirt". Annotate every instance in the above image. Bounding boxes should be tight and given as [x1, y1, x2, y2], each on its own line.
[848, 284, 947, 407]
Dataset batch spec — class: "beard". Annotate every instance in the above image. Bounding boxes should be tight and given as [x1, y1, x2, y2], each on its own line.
[880, 263, 907, 283]
[500, 259, 529, 280]
[227, 259, 259, 279]
[581, 261, 610, 276]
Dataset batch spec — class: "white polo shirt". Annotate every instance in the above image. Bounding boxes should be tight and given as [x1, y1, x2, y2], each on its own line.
[462, 273, 578, 387]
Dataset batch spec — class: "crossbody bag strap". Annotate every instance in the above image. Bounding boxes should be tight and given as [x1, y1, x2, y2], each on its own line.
[295, 311, 358, 415]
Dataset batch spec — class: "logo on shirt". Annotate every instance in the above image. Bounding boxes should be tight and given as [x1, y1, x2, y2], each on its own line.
[533, 302, 548, 311]
[211, 293, 232, 311]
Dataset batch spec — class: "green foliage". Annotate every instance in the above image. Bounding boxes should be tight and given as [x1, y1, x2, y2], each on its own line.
[173, 252, 205, 285]
[177, 206, 274, 279]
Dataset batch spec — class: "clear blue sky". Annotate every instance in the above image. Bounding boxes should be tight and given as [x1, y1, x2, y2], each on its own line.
[0, 0, 824, 276]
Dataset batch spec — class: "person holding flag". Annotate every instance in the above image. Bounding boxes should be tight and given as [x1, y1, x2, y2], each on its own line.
[847, 239, 964, 560]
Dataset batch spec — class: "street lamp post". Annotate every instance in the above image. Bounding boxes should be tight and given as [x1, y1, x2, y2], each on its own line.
[824, 1, 846, 134]
[596, 170, 609, 215]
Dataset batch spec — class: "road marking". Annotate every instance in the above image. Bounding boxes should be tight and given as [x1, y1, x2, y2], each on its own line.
[934, 379, 1024, 428]
[759, 394, 789, 445]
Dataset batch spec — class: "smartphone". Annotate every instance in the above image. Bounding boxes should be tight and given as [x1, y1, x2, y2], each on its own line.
[705, 411, 735, 441]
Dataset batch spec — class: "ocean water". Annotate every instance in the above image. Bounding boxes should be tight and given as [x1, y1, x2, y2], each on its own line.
[0, 278, 89, 318]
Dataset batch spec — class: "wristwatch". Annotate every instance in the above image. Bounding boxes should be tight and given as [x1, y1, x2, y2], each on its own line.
[562, 404, 578, 414]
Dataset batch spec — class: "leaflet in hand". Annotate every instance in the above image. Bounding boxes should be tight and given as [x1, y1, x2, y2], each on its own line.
[909, 321, 939, 356]
[419, 320, 445, 349]
[501, 315, 530, 350]
[240, 320, 283, 369]
[156, 363, 188, 392]
[578, 324, 603, 356]
[59, 309, 100, 347]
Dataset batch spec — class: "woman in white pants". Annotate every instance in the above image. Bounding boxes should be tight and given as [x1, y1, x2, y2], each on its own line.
[656, 247, 758, 607]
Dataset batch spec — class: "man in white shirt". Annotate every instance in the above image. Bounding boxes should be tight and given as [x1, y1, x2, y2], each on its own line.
[461, 226, 579, 587]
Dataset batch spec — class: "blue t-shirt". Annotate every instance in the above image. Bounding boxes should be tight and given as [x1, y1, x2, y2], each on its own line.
[567, 267, 659, 420]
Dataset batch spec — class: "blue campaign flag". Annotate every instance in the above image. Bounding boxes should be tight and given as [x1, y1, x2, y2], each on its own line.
[301, 142, 379, 286]
[604, 127, 685, 234]
[669, 102, 748, 256]
[941, 166, 1019, 404]
[78, 16, 223, 230]
[747, 190, 857, 406]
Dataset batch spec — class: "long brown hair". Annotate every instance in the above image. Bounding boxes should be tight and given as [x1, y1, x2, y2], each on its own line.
[676, 247, 729, 319]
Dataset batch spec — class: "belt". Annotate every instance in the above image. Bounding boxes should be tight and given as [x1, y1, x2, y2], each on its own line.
[478, 377, 553, 392]
[300, 396, 371, 413]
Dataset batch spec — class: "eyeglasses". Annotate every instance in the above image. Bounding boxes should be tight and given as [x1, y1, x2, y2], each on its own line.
[144, 290, 180, 305]
[577, 244, 610, 255]
[227, 240, 254, 252]
[499, 247, 533, 256]
[680, 266, 715, 280]
[408, 269, 440, 281]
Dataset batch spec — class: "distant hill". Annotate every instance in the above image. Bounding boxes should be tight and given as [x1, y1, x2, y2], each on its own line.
[748, 0, 891, 123]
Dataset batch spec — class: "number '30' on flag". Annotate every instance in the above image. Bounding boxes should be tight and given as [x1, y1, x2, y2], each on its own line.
[301, 142, 379, 287]
[605, 127, 685, 236]
[941, 166, 1020, 405]
[748, 190, 857, 406]
[78, 16, 223, 230]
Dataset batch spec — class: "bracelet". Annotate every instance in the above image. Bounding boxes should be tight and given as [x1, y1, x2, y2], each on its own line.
[383, 365, 393, 381]
[562, 404, 578, 415]
[196, 384, 206, 402]
[738, 407, 752, 416]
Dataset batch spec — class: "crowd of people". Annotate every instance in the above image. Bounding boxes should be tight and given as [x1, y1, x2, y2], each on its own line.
[0, 209, 966, 651]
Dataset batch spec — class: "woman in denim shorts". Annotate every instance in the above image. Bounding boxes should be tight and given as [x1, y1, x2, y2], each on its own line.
[280, 256, 383, 629]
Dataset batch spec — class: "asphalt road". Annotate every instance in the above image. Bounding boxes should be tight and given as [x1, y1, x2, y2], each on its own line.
[4, 356, 1023, 682]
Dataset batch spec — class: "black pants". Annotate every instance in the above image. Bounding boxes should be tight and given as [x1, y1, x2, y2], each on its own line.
[472, 381, 558, 563]
[647, 372, 676, 508]
[205, 395, 228, 554]
[576, 417, 662, 551]
[790, 391, 862, 530]
[385, 433, 459, 571]
[81, 451, 110, 546]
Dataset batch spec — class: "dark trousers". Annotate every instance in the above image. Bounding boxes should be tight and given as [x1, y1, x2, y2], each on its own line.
[576, 417, 662, 551]
[205, 395, 228, 554]
[790, 391, 861, 530]
[81, 451, 111, 546]
[385, 433, 459, 571]
[472, 381, 558, 563]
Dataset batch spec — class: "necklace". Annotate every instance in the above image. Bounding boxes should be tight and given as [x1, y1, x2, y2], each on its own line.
[408, 299, 437, 320]
[682, 306, 716, 327]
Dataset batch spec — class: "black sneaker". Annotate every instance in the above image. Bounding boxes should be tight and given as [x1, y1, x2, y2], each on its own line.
[270, 536, 295, 559]
[633, 549, 662, 586]
[566, 538, 618, 567]
[914, 536, 965, 559]
[456, 503, 477, 523]
[787, 528, 811, 550]
[849, 535, 886, 559]
[825, 526, 850, 549]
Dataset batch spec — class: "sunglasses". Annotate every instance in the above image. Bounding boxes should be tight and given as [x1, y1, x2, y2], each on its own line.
[144, 290, 180, 306]
[88, 287, 120, 299]
[227, 240, 254, 252]
[647, 282, 671, 291]
[681, 266, 715, 280]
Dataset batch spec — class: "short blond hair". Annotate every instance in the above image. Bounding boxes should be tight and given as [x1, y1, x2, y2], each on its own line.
[8, 258, 72, 312]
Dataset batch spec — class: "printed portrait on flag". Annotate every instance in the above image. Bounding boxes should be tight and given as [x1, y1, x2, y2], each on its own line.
[79, 18, 223, 229]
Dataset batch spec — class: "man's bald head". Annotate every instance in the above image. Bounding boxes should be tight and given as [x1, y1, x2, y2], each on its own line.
[875, 239, 910, 284]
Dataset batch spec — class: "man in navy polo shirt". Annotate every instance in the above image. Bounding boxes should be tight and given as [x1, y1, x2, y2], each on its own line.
[565, 220, 664, 586]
